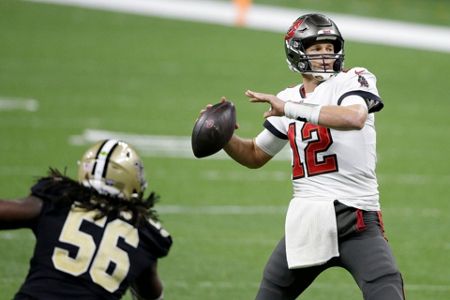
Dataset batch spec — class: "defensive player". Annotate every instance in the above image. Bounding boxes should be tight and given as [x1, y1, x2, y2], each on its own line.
[220, 14, 405, 299]
[0, 139, 172, 300]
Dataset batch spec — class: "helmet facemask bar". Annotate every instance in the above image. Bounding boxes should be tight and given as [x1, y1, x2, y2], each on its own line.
[299, 52, 344, 81]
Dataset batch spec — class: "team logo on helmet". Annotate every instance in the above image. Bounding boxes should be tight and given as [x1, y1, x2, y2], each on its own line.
[285, 18, 304, 41]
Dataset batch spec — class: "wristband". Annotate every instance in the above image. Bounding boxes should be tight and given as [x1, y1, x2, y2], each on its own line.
[284, 101, 322, 125]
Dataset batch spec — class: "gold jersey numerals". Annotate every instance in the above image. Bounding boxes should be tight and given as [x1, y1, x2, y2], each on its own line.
[52, 209, 139, 292]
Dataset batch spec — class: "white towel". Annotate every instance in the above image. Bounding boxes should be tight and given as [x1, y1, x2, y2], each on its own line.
[285, 197, 339, 268]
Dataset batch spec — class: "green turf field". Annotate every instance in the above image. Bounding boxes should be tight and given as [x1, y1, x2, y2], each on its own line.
[0, 1, 449, 299]
[253, 0, 450, 26]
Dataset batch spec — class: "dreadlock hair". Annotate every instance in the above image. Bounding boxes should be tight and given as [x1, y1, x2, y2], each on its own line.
[33, 168, 160, 226]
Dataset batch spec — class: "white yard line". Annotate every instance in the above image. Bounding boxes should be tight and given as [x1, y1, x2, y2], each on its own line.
[158, 205, 286, 215]
[69, 128, 292, 160]
[183, 280, 450, 292]
[26, 0, 450, 53]
[0, 98, 39, 112]
[68, 128, 450, 185]
[156, 205, 444, 218]
[191, 280, 450, 292]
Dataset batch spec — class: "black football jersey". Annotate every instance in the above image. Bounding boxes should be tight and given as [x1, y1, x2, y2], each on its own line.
[14, 178, 172, 300]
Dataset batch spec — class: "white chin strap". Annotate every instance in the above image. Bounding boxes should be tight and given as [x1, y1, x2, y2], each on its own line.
[310, 71, 335, 81]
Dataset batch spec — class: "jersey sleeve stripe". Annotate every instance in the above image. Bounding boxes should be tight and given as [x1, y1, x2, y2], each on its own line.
[263, 120, 288, 140]
[337, 90, 384, 113]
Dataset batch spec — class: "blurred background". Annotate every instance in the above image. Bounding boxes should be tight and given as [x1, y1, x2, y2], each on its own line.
[0, 0, 449, 299]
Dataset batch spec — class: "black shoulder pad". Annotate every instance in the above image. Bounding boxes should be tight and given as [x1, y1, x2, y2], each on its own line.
[31, 177, 66, 202]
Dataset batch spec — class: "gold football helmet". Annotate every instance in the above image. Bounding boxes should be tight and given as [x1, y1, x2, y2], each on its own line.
[78, 139, 148, 200]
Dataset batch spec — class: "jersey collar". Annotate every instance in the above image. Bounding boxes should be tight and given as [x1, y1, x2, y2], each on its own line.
[299, 85, 307, 99]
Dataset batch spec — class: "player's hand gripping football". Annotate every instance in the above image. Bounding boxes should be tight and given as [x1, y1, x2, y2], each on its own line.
[245, 90, 285, 118]
[197, 97, 239, 129]
[191, 97, 238, 158]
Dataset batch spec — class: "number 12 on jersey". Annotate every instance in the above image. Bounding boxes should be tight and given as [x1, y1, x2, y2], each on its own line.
[288, 123, 338, 179]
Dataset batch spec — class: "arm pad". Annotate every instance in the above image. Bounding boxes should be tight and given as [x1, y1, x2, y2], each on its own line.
[284, 102, 322, 124]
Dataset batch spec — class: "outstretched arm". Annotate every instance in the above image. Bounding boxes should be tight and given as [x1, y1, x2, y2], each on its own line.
[131, 262, 164, 300]
[0, 196, 43, 229]
[245, 90, 368, 130]
[224, 134, 272, 169]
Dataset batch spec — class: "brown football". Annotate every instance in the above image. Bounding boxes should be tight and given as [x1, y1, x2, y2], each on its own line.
[191, 100, 236, 158]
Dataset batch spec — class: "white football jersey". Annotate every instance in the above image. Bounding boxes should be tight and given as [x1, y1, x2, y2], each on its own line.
[256, 67, 383, 211]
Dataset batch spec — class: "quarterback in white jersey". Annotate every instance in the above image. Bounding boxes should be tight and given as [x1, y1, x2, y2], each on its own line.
[256, 67, 383, 211]
[212, 13, 405, 300]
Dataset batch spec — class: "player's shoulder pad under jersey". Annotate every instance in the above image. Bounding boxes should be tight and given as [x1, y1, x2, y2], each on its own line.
[141, 217, 173, 257]
[147, 218, 171, 239]
[31, 177, 67, 202]
[337, 67, 383, 113]
[276, 84, 302, 102]
[339, 67, 377, 89]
